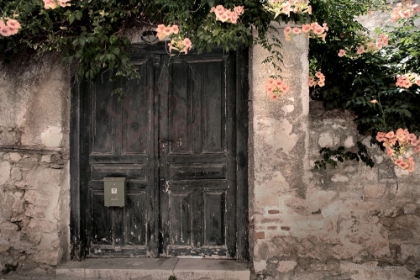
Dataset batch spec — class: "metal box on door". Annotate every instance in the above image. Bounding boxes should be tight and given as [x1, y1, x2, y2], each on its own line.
[104, 177, 126, 207]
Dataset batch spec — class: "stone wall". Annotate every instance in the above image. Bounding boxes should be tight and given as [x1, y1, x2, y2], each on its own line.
[250, 23, 420, 280]
[0, 60, 70, 274]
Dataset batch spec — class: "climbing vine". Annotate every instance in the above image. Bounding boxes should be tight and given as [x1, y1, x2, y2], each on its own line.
[1, 0, 420, 172]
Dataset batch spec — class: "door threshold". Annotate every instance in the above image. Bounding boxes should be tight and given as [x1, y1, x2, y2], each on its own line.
[56, 257, 251, 280]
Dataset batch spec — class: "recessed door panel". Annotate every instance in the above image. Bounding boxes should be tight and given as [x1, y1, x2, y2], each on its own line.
[78, 50, 245, 259]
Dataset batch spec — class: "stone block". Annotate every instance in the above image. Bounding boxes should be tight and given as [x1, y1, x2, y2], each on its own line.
[0, 129, 19, 146]
[402, 203, 417, 214]
[0, 238, 10, 253]
[0, 254, 17, 274]
[344, 136, 355, 148]
[277, 261, 297, 273]
[382, 207, 404, 218]
[318, 132, 338, 147]
[40, 155, 51, 163]
[331, 174, 349, 182]
[41, 126, 63, 148]
[9, 153, 22, 162]
[0, 161, 11, 185]
[11, 191, 25, 216]
[24, 167, 62, 192]
[400, 244, 420, 263]
[393, 214, 420, 231]
[364, 184, 386, 198]
[0, 222, 19, 235]
[10, 168, 22, 181]
[254, 259, 267, 273]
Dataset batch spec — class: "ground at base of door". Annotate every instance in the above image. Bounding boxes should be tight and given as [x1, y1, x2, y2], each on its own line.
[2, 258, 251, 280]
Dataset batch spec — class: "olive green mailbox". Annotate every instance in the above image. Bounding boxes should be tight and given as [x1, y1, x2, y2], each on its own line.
[104, 177, 126, 207]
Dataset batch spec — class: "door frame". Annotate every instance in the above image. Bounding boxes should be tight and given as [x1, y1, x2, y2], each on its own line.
[70, 47, 249, 261]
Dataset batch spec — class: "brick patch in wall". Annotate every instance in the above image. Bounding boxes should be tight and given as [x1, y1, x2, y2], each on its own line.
[268, 209, 280, 214]
[281, 226, 291, 231]
[255, 232, 265, 240]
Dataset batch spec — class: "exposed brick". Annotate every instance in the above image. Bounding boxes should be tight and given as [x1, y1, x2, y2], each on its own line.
[255, 232, 265, 239]
[268, 226, 278, 230]
[268, 210, 280, 214]
[281, 226, 291, 231]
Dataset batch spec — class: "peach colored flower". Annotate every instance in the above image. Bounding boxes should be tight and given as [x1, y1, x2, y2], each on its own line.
[408, 162, 415, 172]
[408, 133, 417, 142]
[356, 45, 364, 55]
[302, 24, 311, 33]
[156, 24, 165, 33]
[58, 0, 70, 7]
[338, 49, 346, 57]
[171, 25, 179, 34]
[385, 131, 395, 138]
[215, 5, 225, 13]
[230, 12, 238, 24]
[395, 158, 404, 167]
[293, 27, 301, 34]
[282, 3, 291, 15]
[410, 139, 419, 146]
[280, 83, 290, 93]
[269, 93, 279, 101]
[275, 79, 283, 86]
[308, 80, 315, 87]
[409, 157, 415, 165]
[370, 99, 378, 104]
[0, 22, 12, 37]
[6, 19, 21, 30]
[234, 6, 244, 16]
[219, 13, 229, 22]
[399, 161, 409, 169]
[43, 0, 58, 9]
[284, 26, 292, 35]
[313, 25, 324, 35]
[183, 38, 192, 48]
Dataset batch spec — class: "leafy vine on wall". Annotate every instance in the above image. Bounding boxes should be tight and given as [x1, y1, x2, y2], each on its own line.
[1, 0, 420, 172]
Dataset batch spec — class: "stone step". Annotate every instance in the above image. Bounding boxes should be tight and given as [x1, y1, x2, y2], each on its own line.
[56, 257, 250, 280]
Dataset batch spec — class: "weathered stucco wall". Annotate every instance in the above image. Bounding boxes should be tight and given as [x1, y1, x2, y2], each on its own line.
[0, 60, 70, 273]
[250, 22, 420, 279]
[250, 22, 311, 277]
[1, 15, 420, 279]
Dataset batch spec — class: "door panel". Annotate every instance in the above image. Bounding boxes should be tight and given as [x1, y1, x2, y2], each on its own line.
[83, 57, 157, 257]
[160, 55, 236, 258]
[80, 50, 243, 259]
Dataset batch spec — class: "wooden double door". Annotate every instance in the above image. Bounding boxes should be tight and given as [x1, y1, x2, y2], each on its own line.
[71, 48, 249, 260]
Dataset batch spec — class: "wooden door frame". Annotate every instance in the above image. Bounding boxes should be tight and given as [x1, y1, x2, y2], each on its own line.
[70, 47, 249, 261]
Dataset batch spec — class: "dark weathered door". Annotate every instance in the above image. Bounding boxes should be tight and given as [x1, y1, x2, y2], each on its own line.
[75, 49, 248, 259]
[159, 55, 237, 257]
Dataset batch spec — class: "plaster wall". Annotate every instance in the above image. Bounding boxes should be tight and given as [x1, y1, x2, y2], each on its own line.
[0, 59, 70, 273]
[250, 22, 420, 280]
[0, 15, 420, 279]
